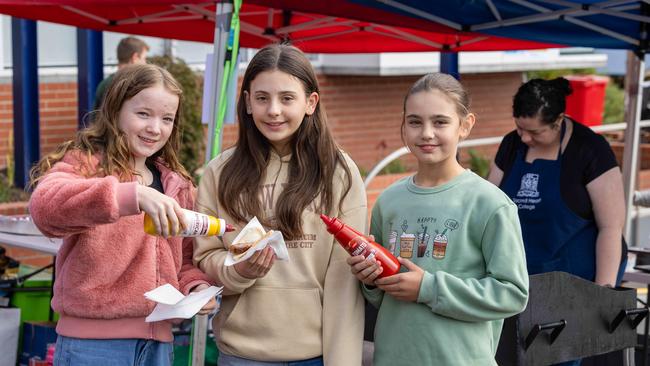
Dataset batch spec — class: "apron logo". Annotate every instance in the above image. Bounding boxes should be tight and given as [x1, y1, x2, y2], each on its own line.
[517, 173, 540, 198]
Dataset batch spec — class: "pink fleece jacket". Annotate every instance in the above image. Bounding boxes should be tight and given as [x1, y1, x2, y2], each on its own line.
[29, 151, 212, 342]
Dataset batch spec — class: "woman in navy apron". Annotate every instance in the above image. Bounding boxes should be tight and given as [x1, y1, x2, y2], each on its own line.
[488, 78, 627, 366]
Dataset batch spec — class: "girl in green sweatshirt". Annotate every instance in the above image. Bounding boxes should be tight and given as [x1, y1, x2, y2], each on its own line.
[348, 73, 529, 366]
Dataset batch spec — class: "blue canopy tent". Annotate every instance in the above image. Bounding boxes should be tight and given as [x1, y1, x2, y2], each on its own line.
[354, 0, 648, 50]
[345, 0, 649, 241]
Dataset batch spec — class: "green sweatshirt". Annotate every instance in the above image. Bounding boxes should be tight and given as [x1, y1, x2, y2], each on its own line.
[363, 170, 529, 366]
[194, 148, 366, 365]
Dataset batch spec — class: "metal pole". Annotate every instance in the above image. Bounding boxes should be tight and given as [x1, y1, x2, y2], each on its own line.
[624, 346, 636, 366]
[162, 39, 176, 59]
[190, 314, 209, 366]
[622, 51, 644, 242]
[190, 3, 234, 364]
[11, 17, 40, 189]
[76, 28, 103, 128]
[205, 1, 233, 161]
[440, 51, 459, 80]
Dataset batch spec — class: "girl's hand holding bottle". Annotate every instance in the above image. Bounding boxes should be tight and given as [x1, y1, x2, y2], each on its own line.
[234, 246, 276, 279]
[347, 255, 384, 285]
[137, 184, 186, 237]
[375, 258, 424, 302]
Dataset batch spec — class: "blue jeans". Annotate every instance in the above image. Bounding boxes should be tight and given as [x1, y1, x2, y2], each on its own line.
[218, 353, 323, 366]
[54, 336, 173, 366]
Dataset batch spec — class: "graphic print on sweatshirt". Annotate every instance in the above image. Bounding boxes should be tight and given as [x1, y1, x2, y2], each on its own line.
[260, 182, 318, 250]
[393, 217, 459, 260]
[261, 183, 322, 213]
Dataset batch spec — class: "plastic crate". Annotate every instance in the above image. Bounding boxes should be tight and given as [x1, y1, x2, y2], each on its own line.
[565, 75, 609, 126]
[10, 265, 58, 322]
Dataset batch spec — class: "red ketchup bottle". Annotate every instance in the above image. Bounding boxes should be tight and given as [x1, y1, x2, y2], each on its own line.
[320, 214, 400, 278]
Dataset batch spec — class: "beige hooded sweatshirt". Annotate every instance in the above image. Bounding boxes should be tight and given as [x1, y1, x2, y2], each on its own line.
[194, 148, 366, 365]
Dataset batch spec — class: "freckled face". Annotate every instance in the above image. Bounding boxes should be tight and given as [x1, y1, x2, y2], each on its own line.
[117, 83, 179, 167]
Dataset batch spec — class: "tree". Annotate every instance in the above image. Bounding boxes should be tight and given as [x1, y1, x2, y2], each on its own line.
[148, 55, 205, 181]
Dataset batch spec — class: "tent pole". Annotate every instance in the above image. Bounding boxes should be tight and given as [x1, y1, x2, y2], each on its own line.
[440, 51, 459, 80]
[205, 1, 233, 161]
[622, 50, 643, 243]
[191, 5, 233, 365]
[11, 17, 39, 189]
[76, 28, 103, 129]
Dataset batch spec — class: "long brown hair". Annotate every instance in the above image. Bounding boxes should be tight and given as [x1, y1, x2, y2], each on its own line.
[218, 44, 351, 240]
[30, 64, 191, 187]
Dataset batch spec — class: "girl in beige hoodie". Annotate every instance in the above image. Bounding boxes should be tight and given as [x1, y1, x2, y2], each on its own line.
[194, 44, 366, 366]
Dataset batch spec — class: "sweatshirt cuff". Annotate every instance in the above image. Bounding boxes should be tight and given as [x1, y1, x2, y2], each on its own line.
[417, 271, 437, 306]
[224, 264, 257, 292]
[117, 182, 140, 216]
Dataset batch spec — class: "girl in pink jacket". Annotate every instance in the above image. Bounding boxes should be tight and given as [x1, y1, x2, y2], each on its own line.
[29, 64, 216, 366]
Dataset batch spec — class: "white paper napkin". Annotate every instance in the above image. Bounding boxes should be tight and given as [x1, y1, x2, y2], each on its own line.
[144, 284, 222, 322]
[224, 217, 290, 266]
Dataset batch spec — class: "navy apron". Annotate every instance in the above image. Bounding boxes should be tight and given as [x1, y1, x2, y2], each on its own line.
[501, 121, 598, 281]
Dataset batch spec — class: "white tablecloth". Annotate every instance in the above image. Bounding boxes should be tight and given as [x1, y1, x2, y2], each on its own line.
[0, 232, 61, 255]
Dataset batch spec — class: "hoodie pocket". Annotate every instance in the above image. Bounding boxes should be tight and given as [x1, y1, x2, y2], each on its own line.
[221, 287, 323, 357]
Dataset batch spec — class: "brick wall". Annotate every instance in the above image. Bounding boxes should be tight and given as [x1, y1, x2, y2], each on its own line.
[0, 72, 521, 173]
[0, 82, 78, 162]
[220, 72, 523, 172]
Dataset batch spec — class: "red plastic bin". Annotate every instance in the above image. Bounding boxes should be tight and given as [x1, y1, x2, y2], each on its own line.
[564, 75, 609, 126]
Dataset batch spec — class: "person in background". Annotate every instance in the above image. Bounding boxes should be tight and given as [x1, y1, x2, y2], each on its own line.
[487, 77, 627, 365]
[29, 64, 216, 366]
[349, 73, 529, 365]
[94, 36, 149, 110]
[194, 44, 366, 366]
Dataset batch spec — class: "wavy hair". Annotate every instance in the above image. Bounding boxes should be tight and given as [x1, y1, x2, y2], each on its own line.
[30, 64, 191, 187]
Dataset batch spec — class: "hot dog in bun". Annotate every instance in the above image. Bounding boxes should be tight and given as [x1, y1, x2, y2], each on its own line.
[229, 227, 274, 260]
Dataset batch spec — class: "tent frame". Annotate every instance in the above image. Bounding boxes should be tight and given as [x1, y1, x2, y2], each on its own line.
[55, 2, 498, 50]
[376, 0, 644, 47]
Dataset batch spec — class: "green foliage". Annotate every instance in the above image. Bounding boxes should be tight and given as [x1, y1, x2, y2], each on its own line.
[148, 56, 205, 181]
[357, 166, 368, 178]
[603, 81, 625, 124]
[379, 159, 407, 175]
[0, 132, 28, 203]
[0, 172, 29, 203]
[6, 132, 13, 186]
[525, 68, 596, 80]
[468, 149, 490, 178]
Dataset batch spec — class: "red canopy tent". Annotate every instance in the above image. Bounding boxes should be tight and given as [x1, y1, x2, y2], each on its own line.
[0, 0, 562, 173]
[0, 0, 559, 52]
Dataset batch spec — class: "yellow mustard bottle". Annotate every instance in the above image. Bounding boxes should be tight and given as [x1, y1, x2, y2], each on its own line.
[144, 208, 234, 237]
